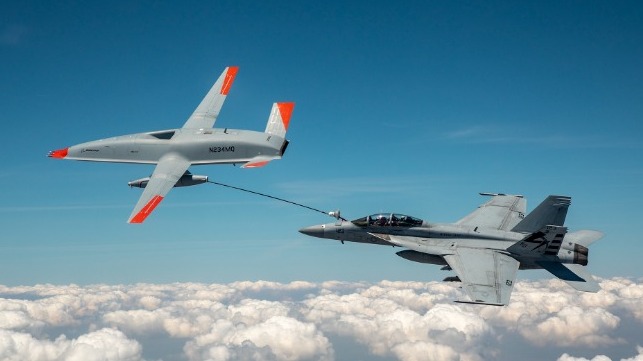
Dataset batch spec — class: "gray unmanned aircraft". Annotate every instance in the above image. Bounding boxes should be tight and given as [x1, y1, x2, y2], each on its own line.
[49, 67, 295, 223]
[300, 194, 603, 305]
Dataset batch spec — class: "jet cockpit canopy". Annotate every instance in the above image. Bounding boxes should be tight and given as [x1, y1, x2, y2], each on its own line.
[351, 213, 423, 228]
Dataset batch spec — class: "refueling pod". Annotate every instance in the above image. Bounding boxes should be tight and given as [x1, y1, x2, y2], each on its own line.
[128, 172, 208, 188]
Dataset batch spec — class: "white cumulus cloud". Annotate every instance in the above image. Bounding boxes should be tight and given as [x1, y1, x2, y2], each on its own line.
[0, 328, 142, 361]
[0, 278, 640, 360]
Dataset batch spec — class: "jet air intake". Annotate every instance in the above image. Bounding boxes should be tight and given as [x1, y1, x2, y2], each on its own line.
[128, 174, 208, 188]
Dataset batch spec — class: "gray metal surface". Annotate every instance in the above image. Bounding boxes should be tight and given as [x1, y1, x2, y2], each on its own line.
[300, 194, 603, 305]
[49, 67, 295, 223]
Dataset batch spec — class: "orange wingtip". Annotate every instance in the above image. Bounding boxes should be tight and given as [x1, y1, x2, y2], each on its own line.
[129, 195, 164, 223]
[277, 102, 294, 130]
[244, 161, 270, 168]
[48, 147, 69, 159]
[220, 66, 239, 95]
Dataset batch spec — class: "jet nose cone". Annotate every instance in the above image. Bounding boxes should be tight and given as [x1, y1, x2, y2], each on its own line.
[48, 147, 69, 159]
[299, 225, 325, 238]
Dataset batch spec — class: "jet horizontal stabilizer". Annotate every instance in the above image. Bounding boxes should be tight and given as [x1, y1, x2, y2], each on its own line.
[241, 156, 275, 169]
[537, 261, 600, 292]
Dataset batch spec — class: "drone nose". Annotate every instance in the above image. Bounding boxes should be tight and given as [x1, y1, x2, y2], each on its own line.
[48, 147, 69, 159]
[299, 225, 325, 238]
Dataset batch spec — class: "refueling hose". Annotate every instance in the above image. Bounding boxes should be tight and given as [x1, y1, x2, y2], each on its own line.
[207, 180, 346, 221]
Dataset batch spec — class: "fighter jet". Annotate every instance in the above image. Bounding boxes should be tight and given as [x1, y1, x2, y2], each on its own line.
[300, 194, 603, 305]
[49, 66, 294, 223]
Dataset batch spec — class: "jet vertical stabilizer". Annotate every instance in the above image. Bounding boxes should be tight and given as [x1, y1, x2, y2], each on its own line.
[241, 102, 294, 169]
[511, 195, 571, 233]
[265, 102, 294, 138]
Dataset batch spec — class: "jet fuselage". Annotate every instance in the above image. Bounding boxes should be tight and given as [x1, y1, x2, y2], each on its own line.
[59, 128, 287, 165]
[300, 219, 576, 270]
[48, 66, 296, 223]
[299, 195, 602, 305]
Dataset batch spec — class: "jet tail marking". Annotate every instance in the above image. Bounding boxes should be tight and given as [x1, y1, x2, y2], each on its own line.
[265, 102, 295, 138]
[508, 225, 567, 257]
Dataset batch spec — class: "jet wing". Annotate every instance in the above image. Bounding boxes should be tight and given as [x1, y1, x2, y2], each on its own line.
[444, 248, 520, 306]
[182, 66, 239, 129]
[455, 194, 526, 231]
[128, 154, 191, 223]
[536, 262, 600, 292]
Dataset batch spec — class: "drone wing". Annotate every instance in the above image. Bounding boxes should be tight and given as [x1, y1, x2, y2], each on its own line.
[128, 154, 191, 223]
[182, 66, 239, 129]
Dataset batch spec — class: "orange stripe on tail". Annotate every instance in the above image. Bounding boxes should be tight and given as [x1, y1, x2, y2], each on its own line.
[277, 102, 294, 130]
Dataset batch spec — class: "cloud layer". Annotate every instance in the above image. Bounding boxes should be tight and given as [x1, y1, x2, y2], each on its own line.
[0, 278, 641, 361]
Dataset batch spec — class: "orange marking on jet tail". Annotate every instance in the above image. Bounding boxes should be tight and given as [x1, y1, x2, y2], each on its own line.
[130, 195, 164, 223]
[244, 161, 269, 168]
[48, 147, 69, 159]
[277, 102, 294, 130]
[220, 66, 239, 95]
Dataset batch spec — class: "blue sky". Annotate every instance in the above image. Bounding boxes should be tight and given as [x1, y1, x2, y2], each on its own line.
[1, 1, 642, 285]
